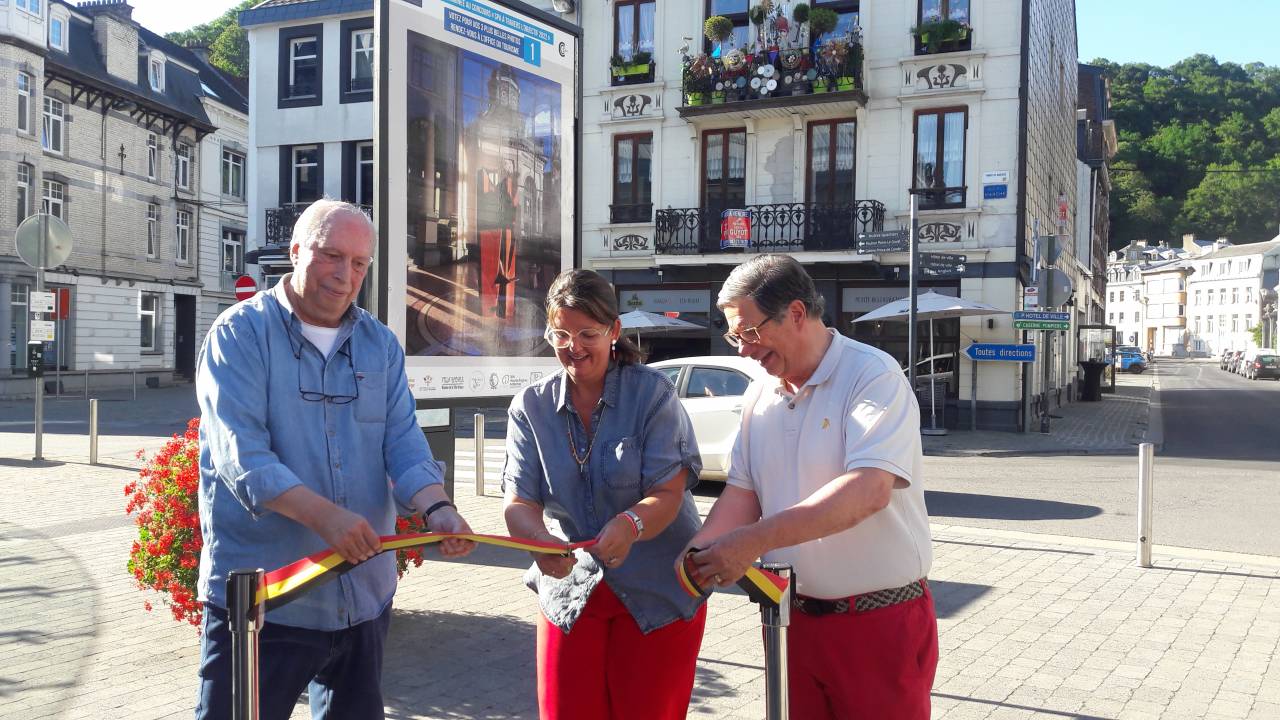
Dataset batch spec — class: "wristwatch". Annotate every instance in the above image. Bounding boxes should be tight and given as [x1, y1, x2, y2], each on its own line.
[621, 509, 644, 538]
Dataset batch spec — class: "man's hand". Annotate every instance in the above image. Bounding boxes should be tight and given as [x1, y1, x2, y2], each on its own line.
[587, 515, 638, 570]
[425, 506, 477, 558]
[316, 505, 383, 564]
[689, 525, 764, 588]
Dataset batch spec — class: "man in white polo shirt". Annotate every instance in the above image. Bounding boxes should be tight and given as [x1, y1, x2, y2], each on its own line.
[688, 254, 936, 719]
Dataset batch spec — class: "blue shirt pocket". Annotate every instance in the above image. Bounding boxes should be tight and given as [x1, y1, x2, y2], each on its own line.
[353, 370, 386, 423]
[601, 436, 643, 490]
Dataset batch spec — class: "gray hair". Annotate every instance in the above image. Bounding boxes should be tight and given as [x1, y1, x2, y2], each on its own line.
[717, 254, 825, 320]
[291, 198, 375, 249]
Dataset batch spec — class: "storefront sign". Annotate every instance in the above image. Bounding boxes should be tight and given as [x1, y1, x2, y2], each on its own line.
[620, 290, 710, 314]
[842, 286, 958, 313]
[720, 210, 752, 249]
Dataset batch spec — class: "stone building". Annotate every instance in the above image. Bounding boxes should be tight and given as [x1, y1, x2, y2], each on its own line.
[1, 0, 247, 396]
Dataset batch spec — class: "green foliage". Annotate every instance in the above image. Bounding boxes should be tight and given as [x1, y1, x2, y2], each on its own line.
[808, 8, 839, 37]
[749, 5, 767, 26]
[791, 3, 810, 24]
[1095, 54, 1280, 249]
[164, 0, 256, 79]
[704, 16, 734, 44]
[1250, 324, 1265, 347]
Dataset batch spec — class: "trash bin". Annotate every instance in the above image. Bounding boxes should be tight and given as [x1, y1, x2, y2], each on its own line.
[417, 407, 454, 498]
[1078, 360, 1107, 402]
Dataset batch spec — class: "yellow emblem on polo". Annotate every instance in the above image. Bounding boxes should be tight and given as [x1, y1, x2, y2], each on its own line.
[822, 418, 830, 429]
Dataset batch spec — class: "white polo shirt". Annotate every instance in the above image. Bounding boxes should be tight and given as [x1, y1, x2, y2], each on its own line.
[727, 330, 932, 599]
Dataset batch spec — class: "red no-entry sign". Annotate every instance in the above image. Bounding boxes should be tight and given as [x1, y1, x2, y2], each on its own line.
[234, 275, 258, 302]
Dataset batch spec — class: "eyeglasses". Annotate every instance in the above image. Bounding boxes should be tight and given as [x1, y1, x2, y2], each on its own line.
[298, 344, 360, 404]
[723, 316, 779, 349]
[544, 326, 612, 350]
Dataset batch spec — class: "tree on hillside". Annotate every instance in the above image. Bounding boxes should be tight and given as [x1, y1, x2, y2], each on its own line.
[1090, 55, 1280, 248]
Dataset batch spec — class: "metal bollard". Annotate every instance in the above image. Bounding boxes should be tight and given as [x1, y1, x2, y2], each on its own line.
[132, 369, 138, 401]
[89, 399, 99, 465]
[84, 369, 89, 399]
[474, 413, 485, 496]
[760, 564, 794, 720]
[1137, 442, 1154, 568]
[228, 569, 265, 720]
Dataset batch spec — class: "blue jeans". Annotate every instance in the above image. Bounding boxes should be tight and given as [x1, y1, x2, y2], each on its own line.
[194, 603, 391, 720]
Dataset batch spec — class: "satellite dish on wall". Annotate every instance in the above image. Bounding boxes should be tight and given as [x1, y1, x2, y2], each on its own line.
[551, 0, 575, 13]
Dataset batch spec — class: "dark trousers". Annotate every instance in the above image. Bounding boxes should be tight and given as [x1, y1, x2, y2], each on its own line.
[194, 603, 391, 720]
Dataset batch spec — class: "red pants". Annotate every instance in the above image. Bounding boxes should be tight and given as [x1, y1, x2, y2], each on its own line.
[537, 582, 707, 720]
[787, 583, 938, 719]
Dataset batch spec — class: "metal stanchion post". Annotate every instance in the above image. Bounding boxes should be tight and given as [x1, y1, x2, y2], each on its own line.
[84, 368, 89, 399]
[228, 569, 265, 720]
[474, 413, 485, 496]
[89, 399, 99, 465]
[132, 369, 138, 401]
[1137, 442, 1154, 567]
[760, 563, 794, 720]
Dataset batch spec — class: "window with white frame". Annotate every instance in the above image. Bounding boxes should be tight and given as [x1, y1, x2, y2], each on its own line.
[176, 143, 191, 189]
[289, 37, 319, 97]
[16, 0, 42, 16]
[221, 228, 244, 274]
[41, 179, 65, 221]
[17, 72, 32, 134]
[1231, 315, 1239, 332]
[176, 209, 191, 262]
[1232, 288, 1239, 304]
[149, 58, 165, 92]
[147, 134, 158, 179]
[16, 163, 33, 224]
[42, 97, 64, 154]
[221, 149, 245, 198]
[350, 29, 374, 92]
[1246, 288, 1254, 304]
[1246, 314, 1253, 328]
[356, 141, 374, 207]
[292, 145, 320, 203]
[50, 17, 66, 51]
[140, 293, 160, 351]
[146, 203, 160, 258]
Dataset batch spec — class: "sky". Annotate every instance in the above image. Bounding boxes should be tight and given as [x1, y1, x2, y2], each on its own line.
[1077, 0, 1279, 68]
[130, 0, 1280, 70]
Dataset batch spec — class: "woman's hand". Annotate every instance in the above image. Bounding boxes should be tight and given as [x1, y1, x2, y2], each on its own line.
[588, 515, 639, 570]
[536, 547, 578, 580]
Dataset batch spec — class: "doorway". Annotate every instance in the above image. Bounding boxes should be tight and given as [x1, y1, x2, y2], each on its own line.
[174, 295, 196, 380]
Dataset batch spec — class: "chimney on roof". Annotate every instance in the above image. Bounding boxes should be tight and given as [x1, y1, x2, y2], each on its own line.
[186, 43, 210, 64]
[81, 0, 138, 82]
[1182, 233, 1197, 252]
[78, 0, 134, 22]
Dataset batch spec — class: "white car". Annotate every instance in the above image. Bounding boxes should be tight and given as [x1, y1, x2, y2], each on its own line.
[649, 356, 772, 482]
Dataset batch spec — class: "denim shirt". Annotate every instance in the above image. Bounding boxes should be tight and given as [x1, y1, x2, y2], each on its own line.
[503, 363, 705, 633]
[196, 279, 443, 631]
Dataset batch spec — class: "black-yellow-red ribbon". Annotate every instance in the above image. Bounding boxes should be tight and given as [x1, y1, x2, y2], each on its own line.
[678, 549, 790, 609]
[259, 532, 596, 610]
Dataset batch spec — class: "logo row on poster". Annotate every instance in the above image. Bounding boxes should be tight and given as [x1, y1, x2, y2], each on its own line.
[407, 368, 553, 395]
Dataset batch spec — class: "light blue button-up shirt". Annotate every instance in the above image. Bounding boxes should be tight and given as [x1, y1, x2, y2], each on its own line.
[196, 279, 443, 631]
[503, 363, 705, 633]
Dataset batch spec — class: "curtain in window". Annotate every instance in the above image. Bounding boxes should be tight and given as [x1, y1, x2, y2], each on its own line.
[920, 0, 943, 22]
[728, 133, 746, 180]
[617, 9, 635, 60]
[617, 141, 634, 185]
[835, 122, 855, 172]
[638, 3, 655, 55]
[705, 134, 724, 182]
[942, 111, 964, 201]
[915, 114, 938, 189]
[637, 140, 652, 205]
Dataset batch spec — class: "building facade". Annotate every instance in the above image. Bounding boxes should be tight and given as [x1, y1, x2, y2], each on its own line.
[1, 0, 247, 397]
[1184, 237, 1280, 357]
[579, 0, 1085, 431]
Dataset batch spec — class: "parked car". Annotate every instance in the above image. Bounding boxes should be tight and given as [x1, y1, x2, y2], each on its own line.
[904, 353, 956, 389]
[648, 356, 771, 482]
[1114, 349, 1147, 373]
[1242, 352, 1280, 380]
[1221, 350, 1244, 372]
[1117, 345, 1153, 362]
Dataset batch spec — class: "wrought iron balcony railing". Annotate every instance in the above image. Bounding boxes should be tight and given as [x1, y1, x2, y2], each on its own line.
[266, 203, 372, 246]
[654, 200, 885, 256]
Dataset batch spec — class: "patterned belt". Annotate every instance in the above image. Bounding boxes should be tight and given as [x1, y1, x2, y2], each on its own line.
[792, 579, 927, 616]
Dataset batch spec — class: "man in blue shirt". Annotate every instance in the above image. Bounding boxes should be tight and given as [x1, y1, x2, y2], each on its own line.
[194, 199, 474, 720]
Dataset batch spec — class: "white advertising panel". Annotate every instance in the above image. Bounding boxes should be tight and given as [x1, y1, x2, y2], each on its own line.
[379, 0, 577, 398]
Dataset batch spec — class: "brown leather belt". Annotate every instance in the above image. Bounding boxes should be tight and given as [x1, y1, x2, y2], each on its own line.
[792, 579, 928, 616]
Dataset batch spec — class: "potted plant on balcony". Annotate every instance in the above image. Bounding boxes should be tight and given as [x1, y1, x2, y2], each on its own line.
[912, 17, 971, 53]
[705, 15, 736, 52]
[683, 54, 714, 106]
[749, 4, 768, 51]
[792, 3, 810, 48]
[808, 7, 838, 48]
[611, 51, 653, 82]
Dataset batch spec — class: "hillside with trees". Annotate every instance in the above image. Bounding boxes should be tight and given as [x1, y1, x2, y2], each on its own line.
[164, 0, 256, 78]
[1087, 54, 1280, 249]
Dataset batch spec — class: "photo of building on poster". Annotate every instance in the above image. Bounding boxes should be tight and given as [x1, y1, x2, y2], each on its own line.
[403, 28, 562, 358]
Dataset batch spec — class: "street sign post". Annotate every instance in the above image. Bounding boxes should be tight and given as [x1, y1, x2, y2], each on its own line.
[856, 229, 909, 254]
[964, 343, 1037, 363]
[234, 275, 259, 302]
[1013, 310, 1070, 331]
[16, 213, 73, 461]
[918, 252, 966, 279]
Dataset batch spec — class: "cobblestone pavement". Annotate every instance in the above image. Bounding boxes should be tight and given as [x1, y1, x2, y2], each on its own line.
[4, 423, 1279, 719]
[923, 367, 1159, 458]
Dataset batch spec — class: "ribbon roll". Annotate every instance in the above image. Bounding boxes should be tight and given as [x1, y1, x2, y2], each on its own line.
[678, 548, 789, 609]
[259, 532, 597, 610]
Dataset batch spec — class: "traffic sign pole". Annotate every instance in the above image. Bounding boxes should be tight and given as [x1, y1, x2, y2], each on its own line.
[34, 214, 46, 461]
[908, 192, 919, 394]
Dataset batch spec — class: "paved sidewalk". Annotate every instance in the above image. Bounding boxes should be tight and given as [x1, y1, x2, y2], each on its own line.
[923, 367, 1158, 458]
[3, 427, 1279, 719]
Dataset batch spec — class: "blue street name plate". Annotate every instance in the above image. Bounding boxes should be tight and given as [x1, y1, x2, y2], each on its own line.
[964, 343, 1037, 362]
[983, 184, 1008, 199]
[1012, 311, 1070, 322]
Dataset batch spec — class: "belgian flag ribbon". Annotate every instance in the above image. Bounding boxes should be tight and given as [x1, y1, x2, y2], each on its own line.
[258, 533, 597, 611]
[677, 548, 790, 609]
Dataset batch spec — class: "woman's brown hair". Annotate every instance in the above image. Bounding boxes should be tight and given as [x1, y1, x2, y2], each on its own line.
[545, 269, 644, 365]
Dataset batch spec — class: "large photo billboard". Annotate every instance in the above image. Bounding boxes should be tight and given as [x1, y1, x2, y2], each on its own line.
[379, 0, 577, 399]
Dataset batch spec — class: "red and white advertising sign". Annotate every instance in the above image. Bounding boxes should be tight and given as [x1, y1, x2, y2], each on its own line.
[720, 209, 752, 249]
[234, 275, 258, 302]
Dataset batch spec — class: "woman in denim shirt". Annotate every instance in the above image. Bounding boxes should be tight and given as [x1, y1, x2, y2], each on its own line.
[504, 269, 707, 720]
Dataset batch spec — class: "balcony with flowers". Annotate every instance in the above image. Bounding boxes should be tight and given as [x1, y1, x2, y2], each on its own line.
[912, 0, 973, 55]
[678, 4, 866, 120]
